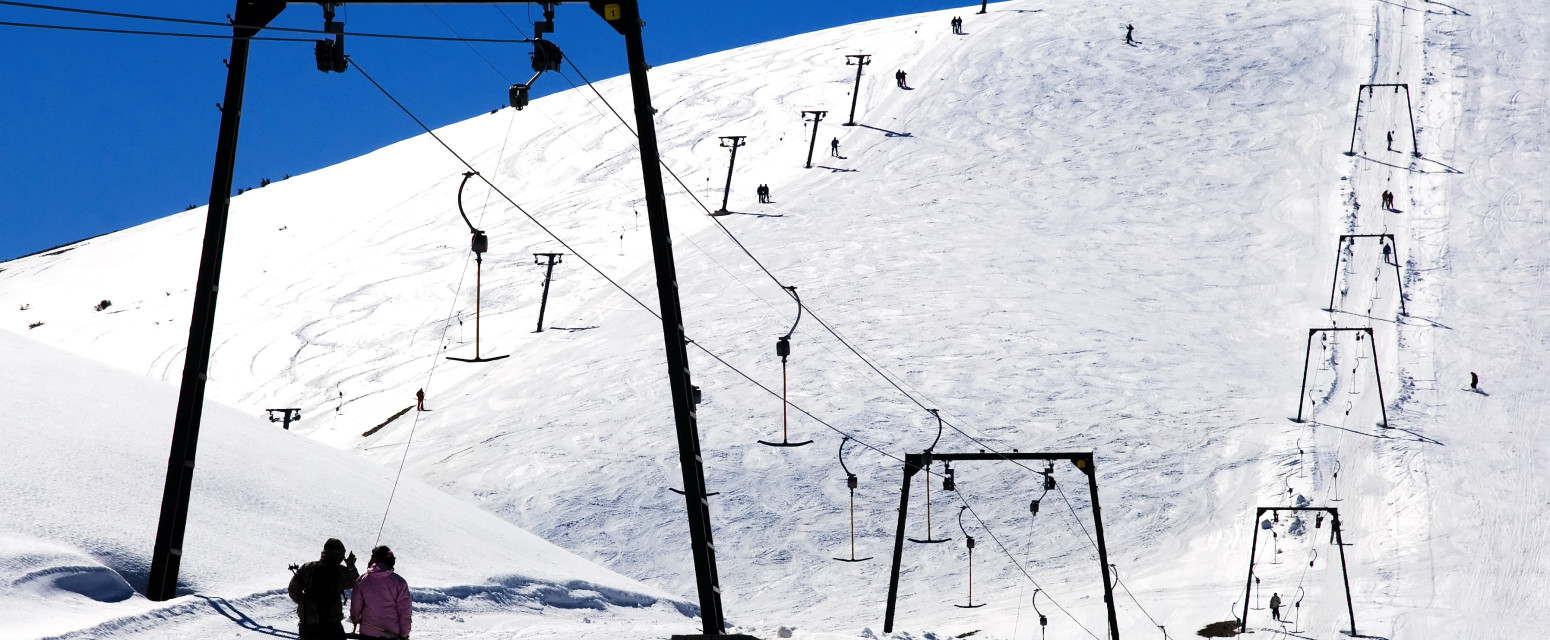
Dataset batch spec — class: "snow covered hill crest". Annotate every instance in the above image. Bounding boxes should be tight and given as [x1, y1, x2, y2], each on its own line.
[4, 0, 1550, 639]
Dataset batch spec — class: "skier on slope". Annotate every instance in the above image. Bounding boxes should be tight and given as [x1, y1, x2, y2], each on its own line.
[1269, 592, 1283, 622]
[830, 137, 841, 157]
[290, 538, 361, 640]
[351, 546, 412, 639]
[1125, 24, 1137, 46]
[415, 388, 425, 411]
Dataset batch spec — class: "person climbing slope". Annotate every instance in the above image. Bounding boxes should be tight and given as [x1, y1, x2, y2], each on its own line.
[1125, 24, 1137, 46]
[290, 538, 361, 640]
[351, 546, 412, 639]
[415, 388, 425, 411]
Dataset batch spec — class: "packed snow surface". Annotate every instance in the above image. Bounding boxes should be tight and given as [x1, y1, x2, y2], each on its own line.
[3, 0, 1548, 638]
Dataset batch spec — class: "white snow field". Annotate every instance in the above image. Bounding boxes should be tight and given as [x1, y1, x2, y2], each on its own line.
[3, 0, 1548, 638]
[0, 329, 692, 639]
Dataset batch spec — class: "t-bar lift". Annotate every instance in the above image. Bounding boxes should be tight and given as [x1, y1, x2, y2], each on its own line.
[148, 7, 754, 640]
[1240, 507, 1358, 636]
[448, 171, 509, 363]
[883, 451, 1121, 640]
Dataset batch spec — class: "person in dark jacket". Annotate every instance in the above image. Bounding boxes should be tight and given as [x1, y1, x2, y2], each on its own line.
[289, 538, 361, 640]
[1269, 591, 1282, 621]
[830, 137, 841, 157]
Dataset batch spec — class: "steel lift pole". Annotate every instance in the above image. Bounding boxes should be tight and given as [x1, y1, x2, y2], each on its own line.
[146, 0, 285, 602]
[714, 135, 745, 214]
[843, 54, 870, 126]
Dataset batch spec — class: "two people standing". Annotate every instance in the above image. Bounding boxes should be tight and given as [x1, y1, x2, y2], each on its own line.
[290, 539, 411, 639]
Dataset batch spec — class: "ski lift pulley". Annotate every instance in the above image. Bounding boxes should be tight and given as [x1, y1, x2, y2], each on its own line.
[1032, 589, 1049, 640]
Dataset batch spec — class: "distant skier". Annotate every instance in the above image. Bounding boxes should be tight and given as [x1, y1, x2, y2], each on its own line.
[351, 546, 412, 639]
[951, 16, 962, 35]
[290, 538, 361, 640]
[1386, 130, 1395, 151]
[756, 184, 770, 203]
[1470, 372, 1479, 390]
[896, 69, 908, 88]
[415, 388, 425, 411]
[1124, 24, 1137, 46]
[1382, 241, 1394, 265]
[830, 137, 841, 157]
[1382, 189, 1395, 210]
[1269, 592, 1282, 621]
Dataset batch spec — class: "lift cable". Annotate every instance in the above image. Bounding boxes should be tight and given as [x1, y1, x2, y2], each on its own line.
[0, 1, 533, 43]
[557, 53, 1172, 624]
[346, 54, 928, 474]
[561, 55, 1015, 454]
[0, 19, 316, 40]
[1109, 562, 1169, 639]
[350, 62, 1152, 640]
[951, 489, 1102, 640]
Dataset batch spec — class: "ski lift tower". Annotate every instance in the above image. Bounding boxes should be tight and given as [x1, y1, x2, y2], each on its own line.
[147, 6, 755, 640]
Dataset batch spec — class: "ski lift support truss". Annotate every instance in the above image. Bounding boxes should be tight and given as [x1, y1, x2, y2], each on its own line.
[1240, 507, 1357, 636]
[883, 451, 1121, 640]
[149, 7, 755, 640]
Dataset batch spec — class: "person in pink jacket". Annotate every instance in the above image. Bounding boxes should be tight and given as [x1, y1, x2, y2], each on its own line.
[350, 546, 412, 639]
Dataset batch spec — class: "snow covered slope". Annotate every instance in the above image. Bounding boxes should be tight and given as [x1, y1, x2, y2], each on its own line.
[3, 0, 1548, 638]
[0, 329, 689, 638]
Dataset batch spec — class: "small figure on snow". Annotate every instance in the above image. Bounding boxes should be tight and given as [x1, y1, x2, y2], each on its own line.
[1470, 371, 1479, 390]
[950, 16, 963, 35]
[415, 388, 426, 411]
[1381, 190, 1395, 211]
[1386, 130, 1395, 152]
[1124, 24, 1137, 46]
[1269, 591, 1282, 621]
[896, 69, 909, 88]
[756, 184, 770, 203]
[290, 538, 361, 640]
[830, 137, 841, 157]
[1382, 240, 1394, 265]
[351, 545, 412, 639]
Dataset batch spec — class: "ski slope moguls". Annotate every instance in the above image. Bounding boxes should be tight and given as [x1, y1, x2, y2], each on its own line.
[2, 0, 1547, 638]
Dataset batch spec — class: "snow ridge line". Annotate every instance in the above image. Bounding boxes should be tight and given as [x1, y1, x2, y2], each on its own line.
[39, 578, 692, 640]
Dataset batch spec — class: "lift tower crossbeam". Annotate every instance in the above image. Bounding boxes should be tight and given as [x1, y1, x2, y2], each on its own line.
[883, 451, 1121, 640]
[1240, 507, 1358, 636]
[150, 8, 751, 640]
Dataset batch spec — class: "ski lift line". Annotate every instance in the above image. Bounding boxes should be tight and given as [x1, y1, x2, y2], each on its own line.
[951, 490, 1103, 640]
[0, 0, 536, 42]
[0, 18, 317, 40]
[423, 4, 515, 84]
[1109, 563, 1166, 638]
[564, 48, 1020, 455]
[351, 52, 974, 544]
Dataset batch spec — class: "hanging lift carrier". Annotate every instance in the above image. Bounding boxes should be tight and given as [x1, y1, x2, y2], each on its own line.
[833, 437, 873, 562]
[760, 286, 813, 447]
[447, 171, 508, 363]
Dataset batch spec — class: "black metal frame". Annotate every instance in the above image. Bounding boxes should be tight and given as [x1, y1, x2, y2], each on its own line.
[148, 6, 746, 639]
[843, 54, 870, 126]
[801, 110, 827, 168]
[533, 252, 564, 332]
[883, 451, 1120, 640]
[1292, 327, 1389, 427]
[714, 135, 746, 214]
[1345, 83, 1421, 158]
[1326, 234, 1406, 316]
[265, 407, 301, 430]
[1239, 507, 1357, 636]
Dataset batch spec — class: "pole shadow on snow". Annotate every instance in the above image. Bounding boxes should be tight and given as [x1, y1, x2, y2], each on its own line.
[1399, 314, 1452, 330]
[816, 165, 858, 173]
[547, 325, 602, 332]
[197, 596, 300, 638]
[1353, 153, 1463, 175]
[855, 123, 914, 137]
[1309, 420, 1444, 446]
[1422, 0, 1470, 15]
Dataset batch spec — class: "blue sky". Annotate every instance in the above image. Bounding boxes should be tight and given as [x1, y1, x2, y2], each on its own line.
[0, 0, 973, 261]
